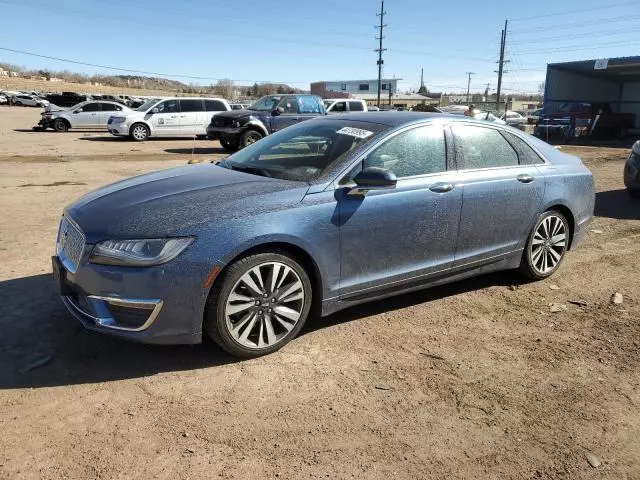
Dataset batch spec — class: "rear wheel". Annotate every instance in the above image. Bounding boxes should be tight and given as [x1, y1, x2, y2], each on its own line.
[220, 135, 239, 152]
[240, 129, 263, 149]
[204, 251, 312, 358]
[130, 123, 150, 141]
[53, 118, 69, 132]
[519, 210, 569, 280]
[14, 101, 23, 106]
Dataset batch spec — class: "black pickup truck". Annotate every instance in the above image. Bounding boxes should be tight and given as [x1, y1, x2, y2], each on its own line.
[43, 92, 90, 108]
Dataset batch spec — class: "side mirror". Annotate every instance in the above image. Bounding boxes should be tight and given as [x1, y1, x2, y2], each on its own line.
[73, 110, 81, 114]
[272, 106, 284, 116]
[632, 140, 640, 156]
[151, 107, 159, 114]
[348, 167, 397, 195]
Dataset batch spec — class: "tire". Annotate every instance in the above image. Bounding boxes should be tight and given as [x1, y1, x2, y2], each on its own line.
[628, 189, 640, 199]
[220, 135, 239, 152]
[519, 210, 570, 280]
[14, 101, 22, 106]
[53, 118, 69, 132]
[130, 123, 150, 141]
[204, 251, 313, 358]
[240, 129, 263, 149]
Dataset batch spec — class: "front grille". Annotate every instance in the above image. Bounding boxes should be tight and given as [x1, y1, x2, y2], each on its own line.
[57, 216, 85, 273]
[212, 116, 233, 127]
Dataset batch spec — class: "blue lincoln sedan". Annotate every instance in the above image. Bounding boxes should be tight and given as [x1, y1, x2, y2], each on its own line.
[53, 113, 595, 357]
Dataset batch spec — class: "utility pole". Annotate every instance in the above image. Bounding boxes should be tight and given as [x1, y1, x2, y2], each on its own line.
[388, 82, 392, 106]
[495, 19, 509, 113]
[465, 72, 475, 104]
[375, 1, 387, 108]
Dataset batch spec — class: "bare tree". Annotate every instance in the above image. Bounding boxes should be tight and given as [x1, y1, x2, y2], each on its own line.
[213, 79, 235, 100]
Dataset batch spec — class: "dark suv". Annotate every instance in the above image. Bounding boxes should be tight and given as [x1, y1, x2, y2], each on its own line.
[206, 94, 325, 151]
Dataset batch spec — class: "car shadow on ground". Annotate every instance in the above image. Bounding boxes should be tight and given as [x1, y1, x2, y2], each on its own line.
[13, 129, 107, 134]
[594, 189, 640, 220]
[164, 147, 226, 155]
[0, 269, 522, 389]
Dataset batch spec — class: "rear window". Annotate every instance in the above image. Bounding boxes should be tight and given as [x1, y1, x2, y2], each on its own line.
[349, 101, 364, 112]
[205, 99, 227, 111]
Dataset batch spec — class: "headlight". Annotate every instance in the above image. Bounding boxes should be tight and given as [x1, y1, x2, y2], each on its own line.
[89, 238, 193, 267]
[111, 116, 126, 124]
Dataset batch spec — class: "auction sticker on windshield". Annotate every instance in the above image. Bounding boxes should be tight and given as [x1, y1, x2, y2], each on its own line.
[337, 127, 374, 139]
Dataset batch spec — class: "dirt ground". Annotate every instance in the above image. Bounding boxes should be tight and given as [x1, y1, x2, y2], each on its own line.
[0, 106, 639, 479]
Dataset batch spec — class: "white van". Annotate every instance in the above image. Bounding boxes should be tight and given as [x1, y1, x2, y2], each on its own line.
[323, 98, 368, 114]
[107, 97, 231, 141]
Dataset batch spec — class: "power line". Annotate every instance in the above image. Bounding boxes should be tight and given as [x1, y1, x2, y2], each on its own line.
[0, 47, 310, 85]
[509, 14, 640, 34]
[508, 26, 640, 44]
[510, 0, 640, 21]
[515, 39, 640, 55]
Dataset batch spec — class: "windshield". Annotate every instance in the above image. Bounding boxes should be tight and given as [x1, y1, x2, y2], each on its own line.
[248, 95, 282, 111]
[218, 120, 389, 182]
[136, 98, 162, 112]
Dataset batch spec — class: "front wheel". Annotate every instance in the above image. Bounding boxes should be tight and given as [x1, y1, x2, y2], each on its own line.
[14, 101, 23, 106]
[219, 135, 239, 152]
[53, 118, 69, 132]
[204, 252, 313, 358]
[519, 210, 569, 280]
[130, 123, 150, 141]
[240, 129, 263, 149]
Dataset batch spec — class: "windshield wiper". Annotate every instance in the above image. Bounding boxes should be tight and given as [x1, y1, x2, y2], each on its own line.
[229, 164, 272, 178]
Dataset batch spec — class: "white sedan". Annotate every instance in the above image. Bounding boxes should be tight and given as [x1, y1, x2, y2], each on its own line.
[38, 101, 131, 131]
[12, 94, 49, 107]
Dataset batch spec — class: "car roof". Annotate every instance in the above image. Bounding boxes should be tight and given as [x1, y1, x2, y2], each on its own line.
[314, 111, 523, 129]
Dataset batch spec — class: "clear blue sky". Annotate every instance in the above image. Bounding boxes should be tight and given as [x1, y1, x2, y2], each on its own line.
[1, 0, 639, 93]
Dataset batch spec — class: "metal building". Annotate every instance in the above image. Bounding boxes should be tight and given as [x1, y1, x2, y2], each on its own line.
[311, 79, 400, 98]
[544, 56, 640, 130]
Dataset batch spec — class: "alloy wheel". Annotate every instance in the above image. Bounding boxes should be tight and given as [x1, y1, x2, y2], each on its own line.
[225, 261, 305, 349]
[529, 214, 567, 275]
[132, 125, 148, 140]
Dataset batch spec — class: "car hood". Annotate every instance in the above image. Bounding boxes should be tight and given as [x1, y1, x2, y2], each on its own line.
[66, 164, 309, 242]
[215, 109, 268, 120]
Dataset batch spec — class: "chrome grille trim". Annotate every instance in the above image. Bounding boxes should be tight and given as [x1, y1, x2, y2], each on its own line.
[56, 216, 85, 273]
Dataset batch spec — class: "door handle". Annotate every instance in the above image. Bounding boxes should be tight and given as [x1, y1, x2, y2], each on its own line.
[517, 174, 535, 184]
[429, 183, 454, 193]
[179, 115, 187, 118]
[170, 115, 178, 118]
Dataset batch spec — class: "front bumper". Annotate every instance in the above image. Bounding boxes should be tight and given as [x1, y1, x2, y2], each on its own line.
[206, 125, 245, 139]
[37, 117, 53, 129]
[53, 246, 211, 344]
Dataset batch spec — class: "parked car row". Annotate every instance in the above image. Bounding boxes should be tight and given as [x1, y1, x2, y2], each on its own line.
[0, 90, 50, 107]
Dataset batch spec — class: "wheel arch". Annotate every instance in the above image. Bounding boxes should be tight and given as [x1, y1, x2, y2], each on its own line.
[54, 117, 71, 129]
[206, 239, 324, 318]
[129, 121, 151, 136]
[544, 203, 576, 249]
[244, 120, 269, 137]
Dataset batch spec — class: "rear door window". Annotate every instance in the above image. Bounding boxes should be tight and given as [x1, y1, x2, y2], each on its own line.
[100, 103, 121, 112]
[205, 100, 228, 111]
[179, 99, 204, 112]
[501, 131, 545, 165]
[349, 101, 364, 112]
[451, 124, 519, 169]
